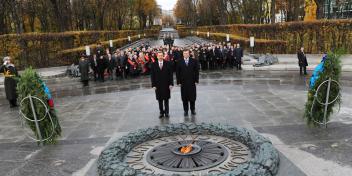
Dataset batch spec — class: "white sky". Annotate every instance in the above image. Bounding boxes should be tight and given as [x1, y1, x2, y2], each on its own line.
[156, 0, 177, 10]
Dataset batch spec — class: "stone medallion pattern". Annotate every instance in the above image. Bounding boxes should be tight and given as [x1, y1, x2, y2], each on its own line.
[97, 123, 279, 176]
[126, 135, 251, 175]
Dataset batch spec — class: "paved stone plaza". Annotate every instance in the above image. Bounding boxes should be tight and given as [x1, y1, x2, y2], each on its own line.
[1, 37, 352, 176]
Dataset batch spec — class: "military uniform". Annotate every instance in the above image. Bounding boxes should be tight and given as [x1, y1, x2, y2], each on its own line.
[0, 61, 19, 107]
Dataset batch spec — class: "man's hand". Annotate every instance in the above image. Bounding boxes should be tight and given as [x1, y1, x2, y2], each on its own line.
[169, 85, 173, 90]
[177, 84, 180, 87]
[152, 87, 156, 90]
[195, 82, 199, 85]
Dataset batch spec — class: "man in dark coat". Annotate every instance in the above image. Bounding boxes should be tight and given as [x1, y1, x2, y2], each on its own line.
[227, 46, 234, 68]
[0, 57, 19, 108]
[96, 42, 104, 57]
[176, 50, 200, 116]
[115, 51, 124, 79]
[78, 55, 90, 86]
[199, 47, 208, 70]
[97, 55, 108, 82]
[151, 51, 174, 118]
[234, 43, 243, 70]
[215, 46, 222, 69]
[90, 54, 98, 81]
[206, 47, 214, 70]
[107, 53, 116, 80]
[297, 47, 308, 75]
[173, 47, 182, 71]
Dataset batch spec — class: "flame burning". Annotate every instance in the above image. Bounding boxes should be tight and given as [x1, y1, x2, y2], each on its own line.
[180, 144, 193, 154]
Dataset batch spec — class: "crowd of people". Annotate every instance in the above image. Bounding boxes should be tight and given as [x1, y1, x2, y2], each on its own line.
[78, 42, 244, 86]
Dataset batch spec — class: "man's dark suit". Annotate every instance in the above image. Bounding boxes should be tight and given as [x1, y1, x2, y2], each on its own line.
[234, 47, 243, 70]
[297, 50, 308, 75]
[176, 57, 200, 114]
[151, 60, 174, 116]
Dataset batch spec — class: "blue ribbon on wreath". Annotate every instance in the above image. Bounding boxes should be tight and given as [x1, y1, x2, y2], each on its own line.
[309, 54, 327, 89]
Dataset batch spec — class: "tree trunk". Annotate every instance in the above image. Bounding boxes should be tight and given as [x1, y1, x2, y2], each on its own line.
[10, 0, 24, 34]
[271, 0, 276, 23]
[315, 0, 325, 19]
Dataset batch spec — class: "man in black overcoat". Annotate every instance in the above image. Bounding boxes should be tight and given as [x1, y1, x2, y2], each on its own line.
[234, 43, 243, 70]
[151, 51, 174, 118]
[107, 53, 116, 80]
[227, 46, 234, 68]
[207, 46, 214, 70]
[297, 47, 308, 75]
[78, 55, 90, 86]
[199, 47, 208, 70]
[176, 50, 200, 116]
[97, 55, 108, 82]
[90, 54, 98, 81]
[0, 57, 19, 108]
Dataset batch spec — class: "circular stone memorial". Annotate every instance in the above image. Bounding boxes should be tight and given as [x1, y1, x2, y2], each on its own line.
[97, 123, 279, 176]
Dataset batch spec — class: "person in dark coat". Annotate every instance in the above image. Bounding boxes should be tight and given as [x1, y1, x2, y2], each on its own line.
[118, 51, 128, 79]
[215, 46, 222, 69]
[107, 53, 116, 80]
[208, 46, 216, 70]
[199, 47, 208, 70]
[234, 43, 243, 70]
[90, 54, 98, 81]
[0, 57, 19, 108]
[96, 42, 104, 57]
[151, 51, 174, 118]
[297, 47, 308, 75]
[97, 55, 108, 82]
[176, 50, 200, 116]
[78, 55, 90, 86]
[227, 46, 235, 68]
[114, 51, 123, 79]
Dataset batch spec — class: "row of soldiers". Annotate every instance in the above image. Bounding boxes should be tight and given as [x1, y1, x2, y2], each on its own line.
[78, 42, 244, 86]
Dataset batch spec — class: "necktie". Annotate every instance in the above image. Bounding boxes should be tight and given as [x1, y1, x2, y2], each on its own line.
[159, 62, 163, 69]
[185, 59, 188, 66]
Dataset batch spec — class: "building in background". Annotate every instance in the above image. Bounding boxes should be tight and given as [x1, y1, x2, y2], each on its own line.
[324, 0, 352, 19]
[153, 7, 163, 25]
[162, 10, 176, 27]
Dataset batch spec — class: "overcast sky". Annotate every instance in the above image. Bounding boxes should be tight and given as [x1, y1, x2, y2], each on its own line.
[156, 0, 177, 10]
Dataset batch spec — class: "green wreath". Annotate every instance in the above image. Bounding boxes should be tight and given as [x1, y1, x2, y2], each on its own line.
[17, 67, 61, 144]
[304, 50, 343, 127]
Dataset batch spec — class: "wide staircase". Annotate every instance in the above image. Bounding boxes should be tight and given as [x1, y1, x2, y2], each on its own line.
[159, 28, 179, 39]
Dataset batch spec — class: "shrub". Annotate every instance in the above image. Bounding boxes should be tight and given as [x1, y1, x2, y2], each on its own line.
[178, 20, 352, 54]
[0, 29, 159, 69]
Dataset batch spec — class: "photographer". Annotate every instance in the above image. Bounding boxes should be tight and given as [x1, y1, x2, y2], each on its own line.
[0, 57, 19, 108]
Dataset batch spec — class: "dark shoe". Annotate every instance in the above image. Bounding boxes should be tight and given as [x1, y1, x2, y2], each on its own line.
[184, 112, 188, 116]
[159, 114, 164, 118]
[165, 114, 170, 118]
[191, 111, 196, 115]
